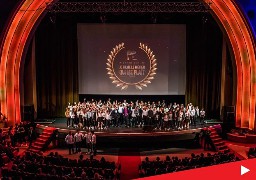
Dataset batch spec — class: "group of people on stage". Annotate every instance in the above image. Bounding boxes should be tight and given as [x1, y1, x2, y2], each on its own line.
[65, 130, 97, 155]
[65, 99, 206, 131]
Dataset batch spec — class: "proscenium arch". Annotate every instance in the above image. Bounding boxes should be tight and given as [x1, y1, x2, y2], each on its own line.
[201, 0, 256, 130]
[0, 0, 54, 125]
[0, 0, 255, 130]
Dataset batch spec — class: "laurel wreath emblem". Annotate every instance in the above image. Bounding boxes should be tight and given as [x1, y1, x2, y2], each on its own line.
[106, 42, 157, 90]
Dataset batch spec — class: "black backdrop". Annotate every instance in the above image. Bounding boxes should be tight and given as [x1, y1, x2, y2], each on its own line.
[186, 15, 223, 118]
[35, 16, 78, 118]
[34, 13, 223, 118]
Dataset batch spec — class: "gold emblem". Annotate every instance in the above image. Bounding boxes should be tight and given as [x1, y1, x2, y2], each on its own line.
[106, 43, 157, 90]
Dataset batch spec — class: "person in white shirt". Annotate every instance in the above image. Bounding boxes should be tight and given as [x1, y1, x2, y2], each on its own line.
[84, 131, 92, 153]
[190, 106, 196, 126]
[131, 106, 137, 127]
[195, 106, 200, 123]
[118, 105, 124, 125]
[142, 107, 148, 126]
[65, 108, 71, 127]
[74, 130, 83, 153]
[178, 110, 184, 130]
[184, 109, 190, 129]
[163, 113, 169, 131]
[164, 107, 169, 113]
[105, 110, 111, 129]
[68, 102, 73, 111]
[188, 103, 193, 111]
[97, 110, 103, 130]
[86, 109, 92, 129]
[70, 110, 76, 128]
[78, 108, 84, 128]
[172, 102, 177, 109]
[65, 131, 74, 155]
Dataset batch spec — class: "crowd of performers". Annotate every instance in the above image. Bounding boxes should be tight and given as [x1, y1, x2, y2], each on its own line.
[65, 99, 206, 131]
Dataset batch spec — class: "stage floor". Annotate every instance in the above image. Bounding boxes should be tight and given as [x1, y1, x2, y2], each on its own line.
[36, 118, 218, 136]
[35, 118, 222, 148]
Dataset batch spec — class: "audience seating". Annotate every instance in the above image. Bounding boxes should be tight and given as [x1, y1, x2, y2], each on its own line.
[2, 151, 121, 180]
[248, 147, 256, 158]
[139, 152, 240, 177]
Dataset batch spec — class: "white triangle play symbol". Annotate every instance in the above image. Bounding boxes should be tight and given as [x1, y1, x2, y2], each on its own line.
[241, 165, 250, 175]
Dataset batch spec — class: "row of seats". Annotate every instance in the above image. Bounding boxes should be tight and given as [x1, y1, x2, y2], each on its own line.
[139, 152, 240, 177]
[2, 151, 121, 180]
[248, 147, 256, 158]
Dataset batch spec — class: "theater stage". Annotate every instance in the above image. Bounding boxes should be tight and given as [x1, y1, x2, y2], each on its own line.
[35, 118, 222, 148]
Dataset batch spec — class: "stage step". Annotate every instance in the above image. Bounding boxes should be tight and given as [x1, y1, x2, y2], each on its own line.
[39, 134, 51, 139]
[28, 148, 39, 153]
[208, 127, 237, 156]
[36, 137, 48, 143]
[210, 134, 219, 138]
[219, 148, 230, 153]
[217, 145, 228, 150]
[41, 131, 53, 136]
[208, 129, 223, 152]
[210, 131, 217, 134]
[31, 145, 42, 150]
[212, 138, 222, 142]
[34, 141, 45, 147]
[214, 141, 225, 146]
[28, 127, 56, 153]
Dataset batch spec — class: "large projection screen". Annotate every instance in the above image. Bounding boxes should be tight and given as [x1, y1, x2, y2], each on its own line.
[77, 24, 186, 95]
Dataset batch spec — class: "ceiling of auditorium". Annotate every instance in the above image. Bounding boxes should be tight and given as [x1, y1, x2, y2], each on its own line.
[46, 0, 209, 24]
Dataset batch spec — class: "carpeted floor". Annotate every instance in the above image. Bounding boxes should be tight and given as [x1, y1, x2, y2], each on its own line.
[118, 148, 141, 180]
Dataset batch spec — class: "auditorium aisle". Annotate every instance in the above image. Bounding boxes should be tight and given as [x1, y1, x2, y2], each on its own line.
[118, 148, 141, 180]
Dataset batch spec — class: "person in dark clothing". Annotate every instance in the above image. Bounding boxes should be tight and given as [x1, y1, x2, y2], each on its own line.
[28, 127, 36, 147]
[193, 132, 200, 146]
[0, 129, 3, 143]
[91, 131, 97, 156]
[147, 107, 154, 126]
[8, 126, 15, 147]
[204, 130, 212, 150]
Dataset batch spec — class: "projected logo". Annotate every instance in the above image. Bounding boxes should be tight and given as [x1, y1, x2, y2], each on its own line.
[106, 43, 157, 90]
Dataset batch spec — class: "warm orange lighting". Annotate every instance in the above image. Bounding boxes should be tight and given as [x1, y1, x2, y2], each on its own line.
[0, 0, 54, 126]
[202, 0, 256, 129]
